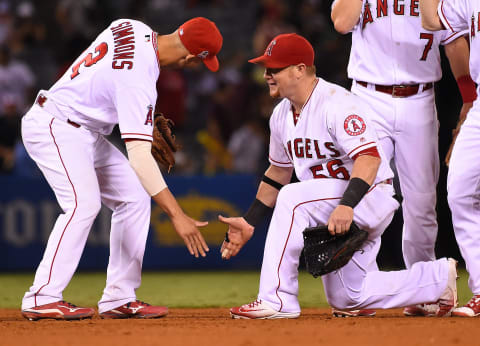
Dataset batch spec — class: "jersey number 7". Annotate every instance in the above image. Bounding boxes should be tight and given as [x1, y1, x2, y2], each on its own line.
[420, 33, 434, 61]
[71, 42, 109, 79]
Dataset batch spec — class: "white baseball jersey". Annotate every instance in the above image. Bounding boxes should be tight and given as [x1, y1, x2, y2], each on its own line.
[439, 0, 480, 88]
[268, 77, 393, 184]
[46, 19, 159, 140]
[256, 77, 452, 314]
[21, 19, 160, 312]
[342, 0, 467, 84]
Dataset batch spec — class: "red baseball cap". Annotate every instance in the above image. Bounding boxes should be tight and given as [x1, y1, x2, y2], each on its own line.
[249, 33, 314, 68]
[178, 17, 223, 72]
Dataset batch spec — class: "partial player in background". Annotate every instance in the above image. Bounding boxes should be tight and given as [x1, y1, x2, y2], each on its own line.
[420, 0, 480, 318]
[331, 0, 474, 317]
[220, 33, 457, 320]
[20, 17, 222, 321]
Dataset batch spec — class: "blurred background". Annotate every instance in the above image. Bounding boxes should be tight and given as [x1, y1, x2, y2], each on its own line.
[0, 0, 466, 272]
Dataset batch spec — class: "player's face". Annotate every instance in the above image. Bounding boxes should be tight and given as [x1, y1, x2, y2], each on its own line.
[263, 66, 293, 98]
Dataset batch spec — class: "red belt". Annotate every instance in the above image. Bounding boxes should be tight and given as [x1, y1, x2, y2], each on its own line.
[356, 81, 433, 97]
[35, 94, 81, 128]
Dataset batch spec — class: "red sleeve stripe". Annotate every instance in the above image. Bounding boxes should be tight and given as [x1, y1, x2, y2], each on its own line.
[440, 2, 454, 32]
[152, 32, 161, 69]
[352, 146, 380, 160]
[121, 133, 153, 138]
[268, 155, 292, 165]
[347, 141, 376, 157]
[441, 30, 467, 44]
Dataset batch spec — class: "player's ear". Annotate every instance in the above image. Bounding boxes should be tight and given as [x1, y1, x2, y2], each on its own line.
[293, 63, 307, 78]
[184, 54, 201, 67]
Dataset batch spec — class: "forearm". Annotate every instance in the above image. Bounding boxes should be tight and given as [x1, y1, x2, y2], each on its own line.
[152, 187, 183, 218]
[126, 140, 167, 196]
[331, 0, 363, 34]
[446, 37, 471, 79]
[445, 37, 477, 105]
[243, 165, 293, 227]
[255, 165, 293, 207]
[350, 155, 380, 185]
[419, 0, 444, 30]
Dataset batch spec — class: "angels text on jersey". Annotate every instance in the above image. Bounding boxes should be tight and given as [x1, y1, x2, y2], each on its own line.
[362, 0, 421, 29]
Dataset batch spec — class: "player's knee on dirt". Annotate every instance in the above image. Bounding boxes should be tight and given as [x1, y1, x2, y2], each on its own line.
[323, 273, 365, 310]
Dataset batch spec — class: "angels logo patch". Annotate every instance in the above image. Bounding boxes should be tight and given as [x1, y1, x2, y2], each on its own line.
[144, 105, 153, 126]
[344, 115, 366, 136]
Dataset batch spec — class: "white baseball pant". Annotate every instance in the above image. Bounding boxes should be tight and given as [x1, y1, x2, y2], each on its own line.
[447, 101, 480, 295]
[21, 104, 151, 313]
[351, 82, 439, 268]
[257, 178, 450, 313]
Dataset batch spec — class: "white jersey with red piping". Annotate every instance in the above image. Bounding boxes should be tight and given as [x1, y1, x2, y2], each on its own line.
[268, 77, 393, 184]
[439, 0, 480, 88]
[45, 19, 160, 140]
[334, 0, 468, 85]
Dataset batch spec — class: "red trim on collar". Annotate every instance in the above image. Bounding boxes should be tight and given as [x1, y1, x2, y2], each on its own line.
[291, 78, 319, 125]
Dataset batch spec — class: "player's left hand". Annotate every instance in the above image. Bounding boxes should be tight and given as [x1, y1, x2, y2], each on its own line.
[218, 215, 254, 260]
[327, 205, 354, 235]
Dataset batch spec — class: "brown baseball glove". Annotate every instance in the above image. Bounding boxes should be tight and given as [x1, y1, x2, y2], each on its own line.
[151, 113, 180, 172]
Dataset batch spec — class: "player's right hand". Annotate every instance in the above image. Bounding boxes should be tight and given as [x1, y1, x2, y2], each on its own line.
[171, 213, 209, 258]
[218, 215, 254, 260]
[327, 205, 354, 235]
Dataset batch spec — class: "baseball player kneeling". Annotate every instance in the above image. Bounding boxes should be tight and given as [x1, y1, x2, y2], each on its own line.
[219, 33, 458, 319]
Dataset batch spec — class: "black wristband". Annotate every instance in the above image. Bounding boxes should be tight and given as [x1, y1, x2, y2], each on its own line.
[262, 175, 284, 190]
[243, 198, 273, 227]
[339, 177, 371, 208]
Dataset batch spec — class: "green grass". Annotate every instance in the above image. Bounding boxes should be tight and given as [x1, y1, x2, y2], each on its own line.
[0, 269, 472, 309]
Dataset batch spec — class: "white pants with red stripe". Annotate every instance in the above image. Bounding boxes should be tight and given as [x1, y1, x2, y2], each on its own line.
[351, 82, 439, 268]
[257, 178, 450, 313]
[447, 102, 480, 295]
[21, 105, 151, 313]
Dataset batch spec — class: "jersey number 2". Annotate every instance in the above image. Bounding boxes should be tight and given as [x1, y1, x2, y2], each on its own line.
[420, 33, 434, 61]
[71, 42, 108, 79]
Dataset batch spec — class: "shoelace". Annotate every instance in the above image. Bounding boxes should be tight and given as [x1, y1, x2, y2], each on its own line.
[247, 299, 262, 308]
[59, 300, 78, 308]
[126, 300, 151, 308]
[466, 296, 480, 309]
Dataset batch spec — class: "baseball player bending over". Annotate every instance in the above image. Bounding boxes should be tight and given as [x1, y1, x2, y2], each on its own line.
[220, 33, 457, 319]
[421, 0, 480, 318]
[20, 17, 222, 321]
[331, 0, 474, 317]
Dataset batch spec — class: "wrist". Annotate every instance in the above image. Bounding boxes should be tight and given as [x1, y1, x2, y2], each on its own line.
[339, 177, 370, 208]
[457, 75, 477, 103]
[243, 199, 273, 227]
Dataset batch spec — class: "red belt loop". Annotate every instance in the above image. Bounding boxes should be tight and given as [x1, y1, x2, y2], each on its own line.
[356, 81, 433, 97]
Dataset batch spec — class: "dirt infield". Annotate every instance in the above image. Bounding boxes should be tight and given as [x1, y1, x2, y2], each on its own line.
[0, 308, 477, 346]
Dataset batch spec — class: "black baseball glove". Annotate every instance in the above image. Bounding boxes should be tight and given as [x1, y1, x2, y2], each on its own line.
[302, 222, 368, 278]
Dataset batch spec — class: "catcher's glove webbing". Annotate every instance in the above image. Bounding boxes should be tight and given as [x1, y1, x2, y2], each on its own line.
[151, 113, 180, 172]
[302, 222, 368, 278]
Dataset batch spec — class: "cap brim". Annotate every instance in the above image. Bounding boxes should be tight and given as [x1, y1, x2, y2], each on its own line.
[248, 55, 289, 68]
[203, 56, 219, 72]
